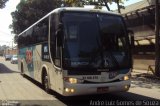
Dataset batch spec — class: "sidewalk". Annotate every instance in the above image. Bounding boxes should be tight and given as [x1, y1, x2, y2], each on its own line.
[129, 68, 160, 100]
[0, 56, 4, 61]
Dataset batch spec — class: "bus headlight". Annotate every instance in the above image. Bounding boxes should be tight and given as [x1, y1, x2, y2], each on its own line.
[65, 88, 75, 93]
[120, 75, 130, 81]
[69, 78, 77, 84]
[124, 75, 129, 80]
[64, 77, 83, 84]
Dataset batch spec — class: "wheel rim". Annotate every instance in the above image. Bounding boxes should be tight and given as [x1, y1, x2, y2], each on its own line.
[44, 75, 49, 91]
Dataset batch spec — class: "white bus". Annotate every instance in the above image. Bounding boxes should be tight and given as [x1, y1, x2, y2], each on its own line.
[18, 7, 132, 96]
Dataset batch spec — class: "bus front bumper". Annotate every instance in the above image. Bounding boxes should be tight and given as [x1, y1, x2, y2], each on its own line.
[63, 80, 131, 96]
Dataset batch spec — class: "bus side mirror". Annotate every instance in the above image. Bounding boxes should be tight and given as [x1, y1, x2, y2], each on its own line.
[128, 30, 134, 48]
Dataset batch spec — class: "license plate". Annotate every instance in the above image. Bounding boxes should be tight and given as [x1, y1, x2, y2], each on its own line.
[97, 87, 109, 93]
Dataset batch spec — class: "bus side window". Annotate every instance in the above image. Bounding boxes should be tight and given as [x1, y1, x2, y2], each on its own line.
[31, 18, 49, 45]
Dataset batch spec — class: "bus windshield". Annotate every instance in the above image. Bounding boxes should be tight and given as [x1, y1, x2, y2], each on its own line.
[62, 12, 130, 70]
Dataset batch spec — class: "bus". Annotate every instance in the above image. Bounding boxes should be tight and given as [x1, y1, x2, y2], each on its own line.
[18, 7, 132, 96]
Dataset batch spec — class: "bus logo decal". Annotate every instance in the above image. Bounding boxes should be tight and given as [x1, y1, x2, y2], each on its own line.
[44, 46, 48, 53]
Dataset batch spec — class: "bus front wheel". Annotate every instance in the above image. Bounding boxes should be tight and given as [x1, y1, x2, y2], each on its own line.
[42, 71, 50, 93]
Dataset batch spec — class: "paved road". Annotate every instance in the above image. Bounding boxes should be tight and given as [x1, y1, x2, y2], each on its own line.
[0, 56, 159, 106]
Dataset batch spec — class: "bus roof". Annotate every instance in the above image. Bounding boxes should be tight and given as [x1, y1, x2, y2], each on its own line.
[18, 7, 120, 37]
[54, 7, 119, 14]
[48, 7, 120, 17]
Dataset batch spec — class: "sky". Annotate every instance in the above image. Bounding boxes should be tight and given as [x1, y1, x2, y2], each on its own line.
[0, 0, 142, 47]
[107, 0, 143, 10]
[0, 0, 20, 47]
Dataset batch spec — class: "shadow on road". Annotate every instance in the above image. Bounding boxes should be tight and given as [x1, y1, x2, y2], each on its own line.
[53, 91, 160, 106]
[0, 63, 19, 73]
[23, 74, 160, 106]
[131, 73, 160, 90]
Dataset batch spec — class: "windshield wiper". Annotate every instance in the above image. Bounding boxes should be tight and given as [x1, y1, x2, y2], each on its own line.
[107, 51, 120, 69]
[89, 36, 104, 68]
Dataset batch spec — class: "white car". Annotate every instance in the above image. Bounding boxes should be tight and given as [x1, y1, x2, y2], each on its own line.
[11, 55, 18, 64]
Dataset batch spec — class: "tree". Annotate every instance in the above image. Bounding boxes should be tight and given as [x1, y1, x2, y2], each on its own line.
[10, 0, 62, 35]
[10, 0, 126, 43]
[64, 0, 126, 12]
[0, 0, 8, 9]
[63, 0, 84, 7]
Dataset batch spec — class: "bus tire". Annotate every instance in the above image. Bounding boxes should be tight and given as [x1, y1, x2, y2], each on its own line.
[21, 63, 24, 77]
[42, 71, 51, 93]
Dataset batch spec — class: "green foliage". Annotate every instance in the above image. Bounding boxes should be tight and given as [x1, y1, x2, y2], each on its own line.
[10, 0, 62, 35]
[0, 0, 8, 9]
[10, 0, 127, 42]
[63, 0, 84, 7]
[64, 0, 127, 11]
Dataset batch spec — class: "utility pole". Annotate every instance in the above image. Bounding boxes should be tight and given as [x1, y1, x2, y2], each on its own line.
[155, 0, 160, 77]
[12, 39, 13, 49]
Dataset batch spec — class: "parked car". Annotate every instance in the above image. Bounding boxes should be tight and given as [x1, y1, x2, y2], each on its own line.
[5, 54, 12, 61]
[11, 55, 18, 64]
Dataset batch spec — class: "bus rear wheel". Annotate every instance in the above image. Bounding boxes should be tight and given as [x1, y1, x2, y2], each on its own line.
[21, 64, 24, 77]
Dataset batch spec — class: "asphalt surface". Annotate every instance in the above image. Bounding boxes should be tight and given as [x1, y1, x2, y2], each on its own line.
[0, 56, 159, 106]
